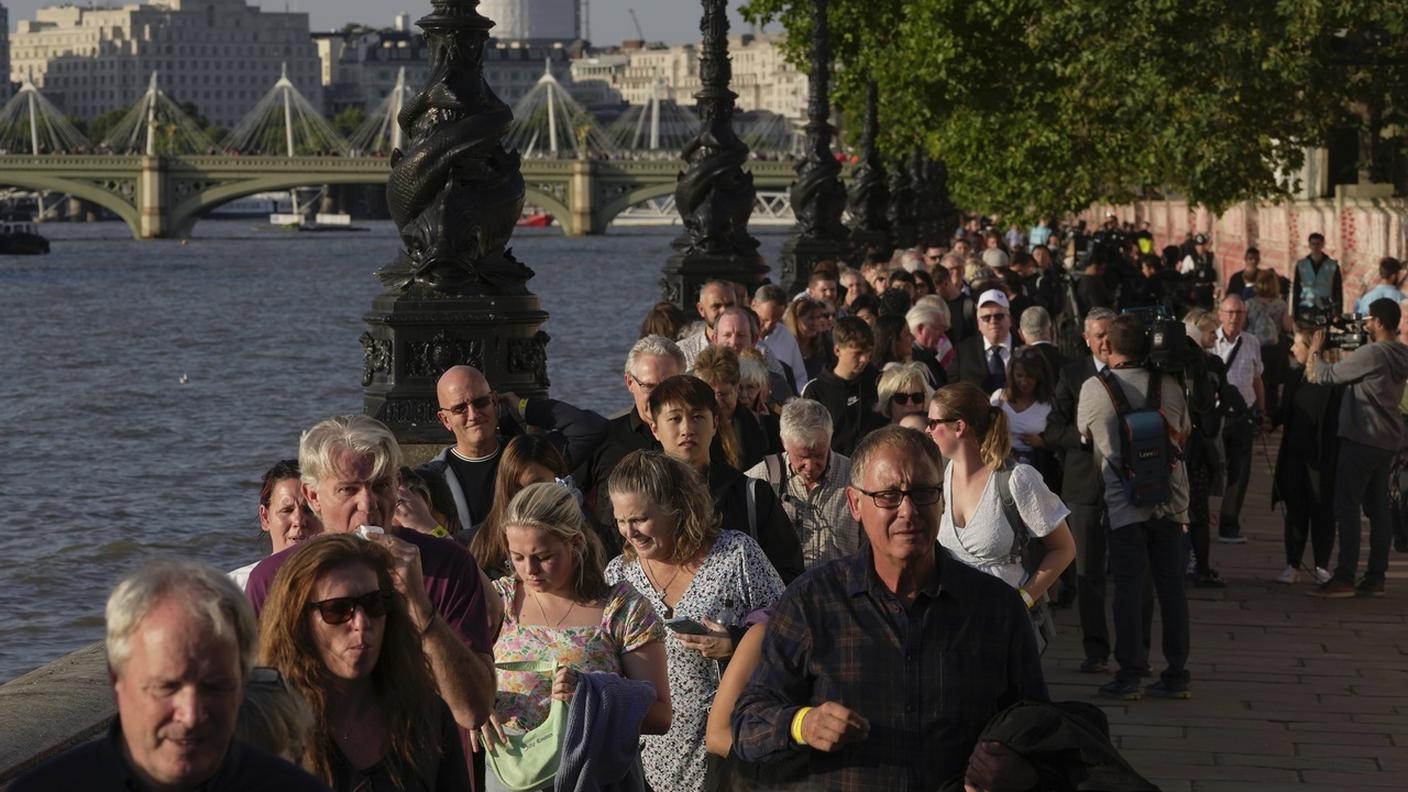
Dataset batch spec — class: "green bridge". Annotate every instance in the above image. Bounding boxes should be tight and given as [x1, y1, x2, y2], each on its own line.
[0, 155, 805, 239]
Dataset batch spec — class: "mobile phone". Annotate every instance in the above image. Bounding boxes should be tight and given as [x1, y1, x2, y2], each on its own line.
[665, 617, 711, 636]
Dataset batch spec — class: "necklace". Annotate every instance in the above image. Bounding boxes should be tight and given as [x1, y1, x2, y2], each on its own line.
[529, 589, 576, 629]
[643, 559, 682, 618]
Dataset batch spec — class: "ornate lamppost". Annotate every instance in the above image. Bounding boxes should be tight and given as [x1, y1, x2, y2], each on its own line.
[361, 0, 549, 444]
[845, 79, 890, 264]
[778, 0, 849, 297]
[887, 150, 918, 250]
[660, 0, 767, 310]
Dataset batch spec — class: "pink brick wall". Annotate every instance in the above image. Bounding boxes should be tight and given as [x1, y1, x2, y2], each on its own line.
[1086, 197, 1408, 309]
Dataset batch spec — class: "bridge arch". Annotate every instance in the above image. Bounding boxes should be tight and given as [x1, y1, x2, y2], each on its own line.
[170, 172, 392, 237]
[597, 181, 678, 230]
[0, 172, 140, 231]
[521, 187, 572, 235]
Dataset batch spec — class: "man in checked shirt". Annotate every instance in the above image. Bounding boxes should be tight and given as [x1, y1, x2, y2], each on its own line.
[731, 425, 1048, 790]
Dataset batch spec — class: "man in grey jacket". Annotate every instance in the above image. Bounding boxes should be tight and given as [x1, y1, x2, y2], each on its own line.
[1308, 298, 1408, 598]
[1078, 315, 1192, 701]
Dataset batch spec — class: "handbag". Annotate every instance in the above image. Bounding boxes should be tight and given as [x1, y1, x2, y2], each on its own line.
[994, 466, 1058, 655]
[485, 659, 564, 792]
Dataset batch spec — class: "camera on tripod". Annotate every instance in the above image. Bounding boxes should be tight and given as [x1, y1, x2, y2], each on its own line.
[1122, 304, 1192, 372]
[1302, 299, 1370, 351]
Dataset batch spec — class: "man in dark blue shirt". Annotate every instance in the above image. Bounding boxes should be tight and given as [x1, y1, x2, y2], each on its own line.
[732, 426, 1047, 790]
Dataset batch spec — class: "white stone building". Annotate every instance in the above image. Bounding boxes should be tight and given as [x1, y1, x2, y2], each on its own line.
[9, 0, 321, 128]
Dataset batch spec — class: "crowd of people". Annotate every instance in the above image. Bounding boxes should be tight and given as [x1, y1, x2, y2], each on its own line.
[16, 213, 1408, 792]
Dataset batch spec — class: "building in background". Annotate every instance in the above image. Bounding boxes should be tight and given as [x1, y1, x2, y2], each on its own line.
[0, 4, 10, 101]
[9, 0, 321, 128]
[314, 15, 576, 116]
[480, 0, 582, 45]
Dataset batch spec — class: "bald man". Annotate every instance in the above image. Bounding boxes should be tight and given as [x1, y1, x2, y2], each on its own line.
[419, 365, 609, 537]
[679, 280, 738, 370]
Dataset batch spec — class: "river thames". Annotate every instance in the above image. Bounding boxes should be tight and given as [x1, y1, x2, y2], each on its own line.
[0, 219, 792, 682]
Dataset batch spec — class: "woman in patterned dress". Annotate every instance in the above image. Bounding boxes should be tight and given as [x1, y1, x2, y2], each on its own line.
[606, 450, 786, 792]
[477, 482, 671, 792]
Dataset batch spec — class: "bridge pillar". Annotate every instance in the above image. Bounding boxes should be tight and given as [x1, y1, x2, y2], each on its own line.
[567, 158, 601, 236]
[138, 155, 168, 239]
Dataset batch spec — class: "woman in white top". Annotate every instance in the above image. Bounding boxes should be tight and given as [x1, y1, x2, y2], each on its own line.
[928, 383, 1076, 607]
[991, 347, 1056, 473]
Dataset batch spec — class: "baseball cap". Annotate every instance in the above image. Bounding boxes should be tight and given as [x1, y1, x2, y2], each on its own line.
[976, 289, 1010, 310]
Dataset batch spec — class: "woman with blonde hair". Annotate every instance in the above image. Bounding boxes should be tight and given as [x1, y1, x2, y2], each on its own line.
[258, 535, 470, 791]
[606, 450, 785, 792]
[875, 361, 934, 424]
[925, 383, 1076, 650]
[691, 345, 764, 470]
[477, 482, 671, 790]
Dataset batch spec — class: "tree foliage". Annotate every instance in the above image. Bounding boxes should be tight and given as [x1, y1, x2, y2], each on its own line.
[332, 106, 366, 139]
[742, 0, 1408, 221]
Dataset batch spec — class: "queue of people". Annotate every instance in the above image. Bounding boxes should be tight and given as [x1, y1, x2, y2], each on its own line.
[18, 216, 1406, 792]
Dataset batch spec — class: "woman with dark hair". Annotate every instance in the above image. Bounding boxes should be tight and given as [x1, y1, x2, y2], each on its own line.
[606, 450, 785, 792]
[640, 301, 687, 340]
[926, 383, 1076, 650]
[471, 435, 572, 577]
[645, 375, 803, 582]
[231, 460, 323, 590]
[476, 483, 671, 791]
[993, 347, 1058, 476]
[258, 535, 470, 791]
[783, 297, 831, 381]
[872, 314, 915, 371]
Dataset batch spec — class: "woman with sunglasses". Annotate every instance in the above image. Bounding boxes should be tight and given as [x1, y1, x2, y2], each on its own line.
[926, 383, 1076, 629]
[477, 482, 672, 791]
[231, 460, 323, 591]
[259, 535, 470, 791]
[876, 361, 935, 425]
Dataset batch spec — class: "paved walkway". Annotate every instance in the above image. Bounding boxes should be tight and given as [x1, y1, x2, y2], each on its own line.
[1040, 433, 1408, 790]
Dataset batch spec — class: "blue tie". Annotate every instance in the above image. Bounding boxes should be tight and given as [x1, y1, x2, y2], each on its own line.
[986, 345, 1007, 392]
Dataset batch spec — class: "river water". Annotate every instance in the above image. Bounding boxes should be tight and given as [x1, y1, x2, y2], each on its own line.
[0, 219, 790, 683]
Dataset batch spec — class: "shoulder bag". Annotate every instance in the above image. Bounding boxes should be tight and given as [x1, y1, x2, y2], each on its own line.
[485, 659, 564, 792]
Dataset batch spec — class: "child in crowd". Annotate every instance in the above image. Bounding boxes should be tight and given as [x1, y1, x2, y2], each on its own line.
[800, 316, 884, 456]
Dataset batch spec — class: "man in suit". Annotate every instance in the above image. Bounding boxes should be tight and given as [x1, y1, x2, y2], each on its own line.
[1043, 307, 1118, 673]
[955, 289, 1021, 393]
[1017, 305, 1066, 384]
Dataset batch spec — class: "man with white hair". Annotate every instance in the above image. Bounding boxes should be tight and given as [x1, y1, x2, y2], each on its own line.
[1019, 305, 1067, 382]
[245, 414, 496, 732]
[906, 300, 953, 386]
[745, 399, 862, 569]
[12, 560, 328, 790]
[679, 279, 738, 369]
[1214, 294, 1265, 544]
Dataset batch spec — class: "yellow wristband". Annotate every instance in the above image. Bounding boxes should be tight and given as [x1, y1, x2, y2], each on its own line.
[790, 706, 813, 745]
[1019, 588, 1036, 609]
[518, 397, 530, 416]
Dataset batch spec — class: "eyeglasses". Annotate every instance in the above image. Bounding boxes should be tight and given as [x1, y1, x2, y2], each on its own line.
[628, 372, 663, 392]
[248, 666, 287, 690]
[307, 590, 395, 625]
[853, 486, 943, 509]
[927, 417, 960, 430]
[891, 391, 926, 405]
[440, 392, 495, 416]
[978, 313, 1009, 323]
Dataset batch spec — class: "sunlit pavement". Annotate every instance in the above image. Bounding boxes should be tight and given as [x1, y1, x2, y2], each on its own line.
[1041, 431, 1408, 790]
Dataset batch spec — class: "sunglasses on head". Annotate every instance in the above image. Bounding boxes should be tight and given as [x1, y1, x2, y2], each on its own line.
[890, 391, 926, 405]
[307, 590, 395, 625]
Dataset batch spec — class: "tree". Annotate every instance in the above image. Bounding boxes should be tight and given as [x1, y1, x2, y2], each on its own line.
[742, 0, 1408, 221]
[332, 106, 366, 139]
[82, 109, 130, 145]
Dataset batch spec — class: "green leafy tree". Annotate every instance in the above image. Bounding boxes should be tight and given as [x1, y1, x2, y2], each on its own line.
[332, 106, 367, 139]
[743, 0, 1408, 221]
[83, 109, 130, 144]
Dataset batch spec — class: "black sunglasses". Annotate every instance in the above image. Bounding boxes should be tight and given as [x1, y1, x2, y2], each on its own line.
[439, 392, 495, 417]
[927, 417, 960, 430]
[890, 391, 926, 405]
[307, 590, 395, 625]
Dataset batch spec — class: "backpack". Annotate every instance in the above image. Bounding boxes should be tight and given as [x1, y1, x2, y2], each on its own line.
[1096, 368, 1177, 507]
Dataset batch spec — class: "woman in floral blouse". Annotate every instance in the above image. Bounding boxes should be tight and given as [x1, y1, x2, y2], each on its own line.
[477, 482, 671, 792]
[606, 450, 786, 792]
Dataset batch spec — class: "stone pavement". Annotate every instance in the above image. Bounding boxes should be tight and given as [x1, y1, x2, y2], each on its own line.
[1039, 433, 1408, 790]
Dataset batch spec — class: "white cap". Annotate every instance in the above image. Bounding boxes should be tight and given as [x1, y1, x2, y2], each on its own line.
[976, 289, 1010, 310]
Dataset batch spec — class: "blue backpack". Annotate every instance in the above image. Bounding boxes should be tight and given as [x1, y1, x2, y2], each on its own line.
[1096, 368, 1176, 507]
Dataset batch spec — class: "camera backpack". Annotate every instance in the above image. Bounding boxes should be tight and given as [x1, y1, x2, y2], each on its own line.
[1096, 368, 1176, 507]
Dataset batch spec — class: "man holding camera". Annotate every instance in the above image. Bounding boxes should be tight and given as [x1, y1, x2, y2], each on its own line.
[1078, 315, 1193, 700]
[1214, 295, 1265, 544]
[1308, 298, 1408, 598]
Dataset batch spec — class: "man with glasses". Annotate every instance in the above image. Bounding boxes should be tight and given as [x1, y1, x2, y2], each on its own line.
[1292, 232, 1343, 319]
[577, 336, 687, 533]
[12, 560, 329, 791]
[1214, 295, 1265, 544]
[420, 365, 608, 537]
[244, 415, 497, 734]
[955, 289, 1021, 393]
[733, 426, 1046, 788]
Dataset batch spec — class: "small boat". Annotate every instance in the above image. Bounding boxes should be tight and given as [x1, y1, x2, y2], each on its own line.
[0, 219, 49, 255]
[517, 210, 554, 228]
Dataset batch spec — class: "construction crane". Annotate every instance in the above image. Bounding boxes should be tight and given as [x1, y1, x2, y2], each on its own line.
[628, 8, 644, 41]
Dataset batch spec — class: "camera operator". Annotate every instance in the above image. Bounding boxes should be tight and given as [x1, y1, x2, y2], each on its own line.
[1213, 295, 1266, 545]
[1307, 298, 1408, 598]
[1077, 314, 1192, 700]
